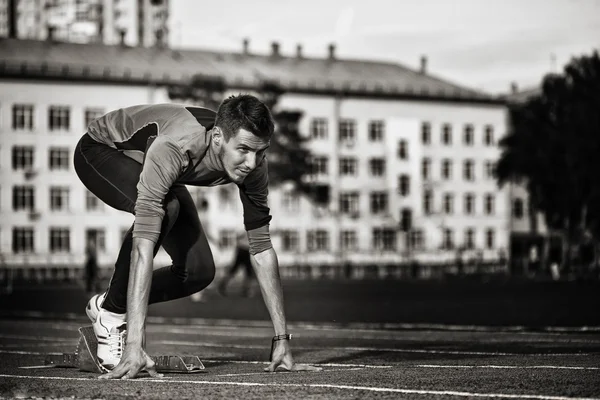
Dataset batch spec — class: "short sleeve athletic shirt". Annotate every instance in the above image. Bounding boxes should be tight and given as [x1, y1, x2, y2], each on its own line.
[86, 103, 272, 244]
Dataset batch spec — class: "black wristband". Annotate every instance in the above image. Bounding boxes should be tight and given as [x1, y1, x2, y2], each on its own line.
[272, 334, 292, 342]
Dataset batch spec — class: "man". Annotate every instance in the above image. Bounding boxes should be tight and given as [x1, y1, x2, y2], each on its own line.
[74, 94, 318, 379]
[218, 231, 256, 297]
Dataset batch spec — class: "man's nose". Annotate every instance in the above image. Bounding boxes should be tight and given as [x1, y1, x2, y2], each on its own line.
[245, 152, 257, 170]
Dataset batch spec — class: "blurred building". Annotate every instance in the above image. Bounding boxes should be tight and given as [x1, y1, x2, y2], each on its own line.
[0, 0, 169, 46]
[0, 38, 509, 276]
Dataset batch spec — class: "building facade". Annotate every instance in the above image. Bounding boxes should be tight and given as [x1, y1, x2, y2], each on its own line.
[0, 0, 169, 46]
[0, 38, 508, 275]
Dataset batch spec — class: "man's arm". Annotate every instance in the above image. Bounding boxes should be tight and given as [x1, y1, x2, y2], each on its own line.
[125, 237, 154, 346]
[250, 247, 287, 336]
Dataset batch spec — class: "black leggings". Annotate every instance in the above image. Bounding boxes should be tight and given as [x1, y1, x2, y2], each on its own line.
[73, 133, 215, 313]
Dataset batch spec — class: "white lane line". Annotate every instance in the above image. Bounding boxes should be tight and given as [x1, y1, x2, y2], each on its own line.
[201, 360, 392, 369]
[159, 339, 591, 356]
[413, 364, 600, 371]
[0, 334, 74, 342]
[0, 374, 598, 400]
[154, 326, 600, 344]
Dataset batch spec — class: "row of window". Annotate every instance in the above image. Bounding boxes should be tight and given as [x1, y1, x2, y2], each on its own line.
[277, 227, 497, 252]
[311, 156, 496, 181]
[11, 146, 70, 170]
[423, 191, 496, 215]
[10, 225, 497, 254]
[310, 118, 496, 146]
[9, 104, 104, 131]
[11, 187, 102, 212]
[11, 227, 107, 253]
[8, 104, 497, 148]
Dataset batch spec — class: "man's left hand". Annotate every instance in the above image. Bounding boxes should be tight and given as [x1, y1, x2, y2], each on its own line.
[264, 339, 322, 372]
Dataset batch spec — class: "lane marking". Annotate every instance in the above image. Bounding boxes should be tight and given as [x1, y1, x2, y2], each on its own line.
[1, 312, 599, 333]
[0, 374, 598, 400]
[413, 364, 600, 371]
[159, 339, 591, 356]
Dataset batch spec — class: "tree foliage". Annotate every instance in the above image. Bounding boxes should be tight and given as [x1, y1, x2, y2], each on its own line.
[496, 50, 600, 239]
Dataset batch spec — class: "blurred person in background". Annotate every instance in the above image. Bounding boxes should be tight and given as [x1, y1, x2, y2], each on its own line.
[84, 237, 99, 295]
[74, 94, 319, 379]
[218, 231, 256, 297]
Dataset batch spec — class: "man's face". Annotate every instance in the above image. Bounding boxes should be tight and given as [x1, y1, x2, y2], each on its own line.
[216, 128, 270, 184]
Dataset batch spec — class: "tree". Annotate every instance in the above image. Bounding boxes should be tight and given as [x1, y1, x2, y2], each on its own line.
[496, 50, 600, 244]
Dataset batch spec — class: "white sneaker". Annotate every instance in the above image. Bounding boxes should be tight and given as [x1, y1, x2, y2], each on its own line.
[85, 292, 107, 322]
[93, 308, 127, 371]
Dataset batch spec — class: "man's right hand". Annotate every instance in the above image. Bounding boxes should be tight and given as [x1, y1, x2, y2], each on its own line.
[99, 345, 162, 380]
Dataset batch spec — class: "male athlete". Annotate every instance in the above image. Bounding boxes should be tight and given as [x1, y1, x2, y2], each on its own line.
[74, 94, 318, 379]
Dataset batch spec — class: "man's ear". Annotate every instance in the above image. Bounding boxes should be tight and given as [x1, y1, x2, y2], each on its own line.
[212, 127, 222, 145]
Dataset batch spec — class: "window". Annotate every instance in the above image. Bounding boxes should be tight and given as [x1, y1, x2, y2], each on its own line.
[339, 119, 356, 143]
[443, 193, 454, 214]
[373, 228, 396, 251]
[218, 229, 236, 248]
[464, 193, 475, 215]
[398, 175, 410, 196]
[311, 156, 328, 176]
[442, 159, 452, 180]
[368, 120, 384, 142]
[442, 123, 452, 145]
[12, 104, 34, 130]
[484, 125, 495, 146]
[85, 228, 106, 252]
[339, 157, 357, 176]
[400, 208, 412, 232]
[307, 229, 329, 251]
[421, 122, 431, 145]
[218, 187, 233, 209]
[281, 230, 299, 251]
[12, 186, 34, 211]
[422, 158, 431, 180]
[464, 228, 475, 249]
[484, 194, 495, 215]
[409, 229, 424, 250]
[423, 190, 433, 214]
[370, 191, 388, 214]
[49, 147, 69, 170]
[86, 190, 103, 211]
[340, 230, 357, 251]
[12, 227, 34, 253]
[484, 161, 495, 179]
[339, 192, 360, 214]
[49, 106, 70, 131]
[12, 146, 34, 170]
[50, 187, 70, 211]
[485, 228, 495, 249]
[84, 108, 104, 129]
[442, 228, 454, 250]
[49, 227, 70, 252]
[463, 124, 474, 145]
[282, 191, 300, 212]
[369, 158, 385, 176]
[463, 159, 475, 181]
[513, 198, 524, 219]
[310, 118, 328, 139]
[397, 140, 408, 159]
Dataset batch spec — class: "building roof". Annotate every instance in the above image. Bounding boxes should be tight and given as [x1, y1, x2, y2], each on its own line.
[0, 38, 504, 105]
[503, 86, 541, 104]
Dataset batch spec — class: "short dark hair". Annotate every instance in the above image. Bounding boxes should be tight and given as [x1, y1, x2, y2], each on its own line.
[215, 94, 275, 141]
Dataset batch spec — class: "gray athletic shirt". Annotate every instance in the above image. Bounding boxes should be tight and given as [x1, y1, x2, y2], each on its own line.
[86, 103, 272, 246]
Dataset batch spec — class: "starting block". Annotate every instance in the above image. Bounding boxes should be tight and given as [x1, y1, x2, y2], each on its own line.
[43, 326, 205, 374]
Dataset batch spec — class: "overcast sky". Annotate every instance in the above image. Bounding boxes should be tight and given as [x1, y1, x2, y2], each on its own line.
[170, 0, 599, 95]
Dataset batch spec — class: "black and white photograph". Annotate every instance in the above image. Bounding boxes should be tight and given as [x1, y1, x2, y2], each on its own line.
[0, 0, 599, 398]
